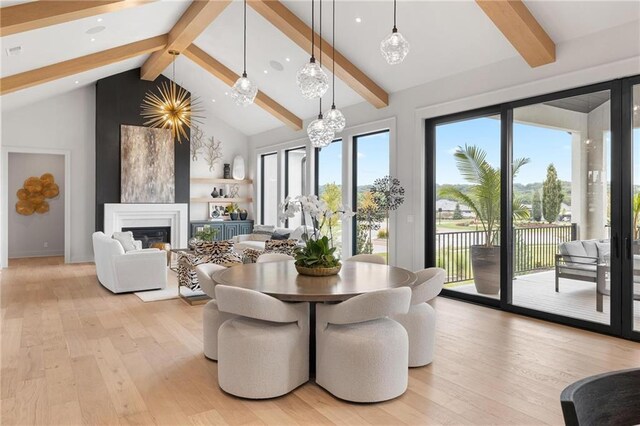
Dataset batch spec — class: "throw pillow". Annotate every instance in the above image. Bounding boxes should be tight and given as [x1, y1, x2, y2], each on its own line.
[249, 225, 275, 242]
[596, 241, 611, 263]
[112, 231, 137, 252]
[264, 239, 298, 256]
[193, 240, 234, 256]
[271, 230, 291, 240]
[243, 248, 264, 263]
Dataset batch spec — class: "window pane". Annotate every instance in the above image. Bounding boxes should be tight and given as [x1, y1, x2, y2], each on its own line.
[354, 131, 390, 263]
[511, 90, 611, 325]
[317, 140, 343, 254]
[261, 153, 278, 226]
[632, 84, 640, 332]
[285, 148, 306, 229]
[435, 116, 501, 300]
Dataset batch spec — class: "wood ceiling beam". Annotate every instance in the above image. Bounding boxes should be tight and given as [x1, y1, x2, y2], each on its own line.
[184, 44, 303, 130]
[0, 0, 152, 37]
[140, 0, 231, 81]
[475, 0, 555, 68]
[0, 35, 167, 95]
[249, 0, 389, 109]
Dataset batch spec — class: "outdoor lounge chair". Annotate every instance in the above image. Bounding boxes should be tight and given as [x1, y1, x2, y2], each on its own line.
[556, 240, 640, 312]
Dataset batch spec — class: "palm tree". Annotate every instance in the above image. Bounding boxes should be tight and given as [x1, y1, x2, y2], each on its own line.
[439, 145, 530, 247]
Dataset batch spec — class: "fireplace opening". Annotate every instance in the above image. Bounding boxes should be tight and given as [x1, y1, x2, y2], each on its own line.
[122, 226, 171, 248]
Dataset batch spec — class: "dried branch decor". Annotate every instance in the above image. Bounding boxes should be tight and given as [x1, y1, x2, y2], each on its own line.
[205, 136, 223, 172]
[190, 125, 205, 161]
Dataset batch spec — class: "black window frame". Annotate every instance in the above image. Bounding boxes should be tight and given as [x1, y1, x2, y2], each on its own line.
[425, 76, 640, 342]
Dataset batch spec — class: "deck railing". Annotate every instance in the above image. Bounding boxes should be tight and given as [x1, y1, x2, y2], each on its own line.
[436, 224, 577, 284]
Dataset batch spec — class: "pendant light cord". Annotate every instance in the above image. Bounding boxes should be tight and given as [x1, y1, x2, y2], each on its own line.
[243, 0, 247, 76]
[311, 0, 315, 60]
[332, 0, 335, 107]
[319, 0, 323, 116]
[393, 0, 397, 31]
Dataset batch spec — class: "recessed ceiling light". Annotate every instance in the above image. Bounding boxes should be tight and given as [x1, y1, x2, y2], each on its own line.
[86, 26, 106, 35]
[263, 69, 268, 74]
[224, 91, 229, 96]
[355, 17, 362, 23]
[285, 57, 290, 62]
[269, 60, 284, 71]
[97, 18, 103, 23]
[74, 80, 79, 84]
[5, 46, 21, 56]
[211, 99, 216, 102]
[90, 38, 96, 42]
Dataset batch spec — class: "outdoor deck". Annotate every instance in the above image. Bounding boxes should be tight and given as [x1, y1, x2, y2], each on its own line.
[449, 270, 640, 330]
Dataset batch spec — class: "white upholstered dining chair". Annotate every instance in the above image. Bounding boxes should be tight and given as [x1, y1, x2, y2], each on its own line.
[256, 253, 294, 263]
[316, 287, 411, 402]
[345, 253, 386, 264]
[195, 263, 233, 361]
[215, 285, 310, 399]
[392, 267, 445, 367]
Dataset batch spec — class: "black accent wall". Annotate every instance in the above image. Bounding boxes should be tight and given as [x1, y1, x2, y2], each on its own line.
[95, 68, 190, 231]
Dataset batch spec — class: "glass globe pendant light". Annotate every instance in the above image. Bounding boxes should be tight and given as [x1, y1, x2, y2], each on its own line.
[231, 0, 257, 106]
[307, 0, 334, 148]
[297, 0, 329, 99]
[324, 0, 345, 133]
[380, 0, 409, 65]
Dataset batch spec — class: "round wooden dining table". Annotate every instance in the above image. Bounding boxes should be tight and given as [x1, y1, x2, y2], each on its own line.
[212, 259, 417, 302]
[212, 260, 417, 376]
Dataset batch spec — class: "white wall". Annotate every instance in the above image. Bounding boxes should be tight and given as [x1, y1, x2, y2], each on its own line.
[248, 20, 640, 270]
[8, 153, 65, 258]
[1, 86, 95, 265]
[189, 114, 251, 221]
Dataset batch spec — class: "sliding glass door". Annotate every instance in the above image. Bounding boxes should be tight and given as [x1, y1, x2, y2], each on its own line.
[426, 76, 640, 340]
[510, 89, 612, 325]
[428, 111, 502, 302]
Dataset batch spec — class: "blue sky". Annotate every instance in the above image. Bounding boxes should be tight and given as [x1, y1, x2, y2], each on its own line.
[318, 118, 640, 188]
[318, 132, 390, 187]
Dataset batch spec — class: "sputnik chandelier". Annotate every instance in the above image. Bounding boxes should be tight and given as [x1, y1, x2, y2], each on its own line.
[141, 51, 203, 143]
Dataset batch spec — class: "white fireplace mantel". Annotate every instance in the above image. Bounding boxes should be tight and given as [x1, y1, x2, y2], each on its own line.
[104, 203, 189, 248]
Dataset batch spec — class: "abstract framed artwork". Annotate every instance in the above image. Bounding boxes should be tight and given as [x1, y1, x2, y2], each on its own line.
[120, 125, 175, 203]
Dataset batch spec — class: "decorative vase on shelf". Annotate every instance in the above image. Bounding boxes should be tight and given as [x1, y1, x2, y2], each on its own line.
[239, 210, 248, 220]
[223, 163, 231, 179]
[230, 211, 239, 220]
[232, 155, 245, 180]
[219, 188, 224, 198]
[210, 187, 219, 198]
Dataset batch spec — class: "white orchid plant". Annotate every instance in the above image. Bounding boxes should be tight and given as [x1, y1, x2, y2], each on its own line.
[278, 195, 355, 250]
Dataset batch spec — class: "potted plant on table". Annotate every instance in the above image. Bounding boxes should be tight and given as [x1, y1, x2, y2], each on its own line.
[279, 195, 354, 276]
[439, 145, 529, 294]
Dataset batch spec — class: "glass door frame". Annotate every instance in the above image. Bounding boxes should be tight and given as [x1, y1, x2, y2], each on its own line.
[425, 77, 639, 341]
[621, 75, 640, 340]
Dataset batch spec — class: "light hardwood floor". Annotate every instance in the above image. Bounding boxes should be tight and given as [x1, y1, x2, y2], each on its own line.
[1, 257, 639, 425]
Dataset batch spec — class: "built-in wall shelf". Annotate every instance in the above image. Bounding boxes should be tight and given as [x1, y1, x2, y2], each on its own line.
[190, 198, 253, 204]
[190, 178, 253, 185]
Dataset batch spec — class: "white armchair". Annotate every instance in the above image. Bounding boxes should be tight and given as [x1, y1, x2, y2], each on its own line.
[393, 268, 445, 367]
[92, 232, 167, 293]
[316, 287, 411, 402]
[215, 285, 310, 399]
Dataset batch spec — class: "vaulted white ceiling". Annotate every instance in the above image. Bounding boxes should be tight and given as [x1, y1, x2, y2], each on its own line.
[1, 0, 638, 135]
